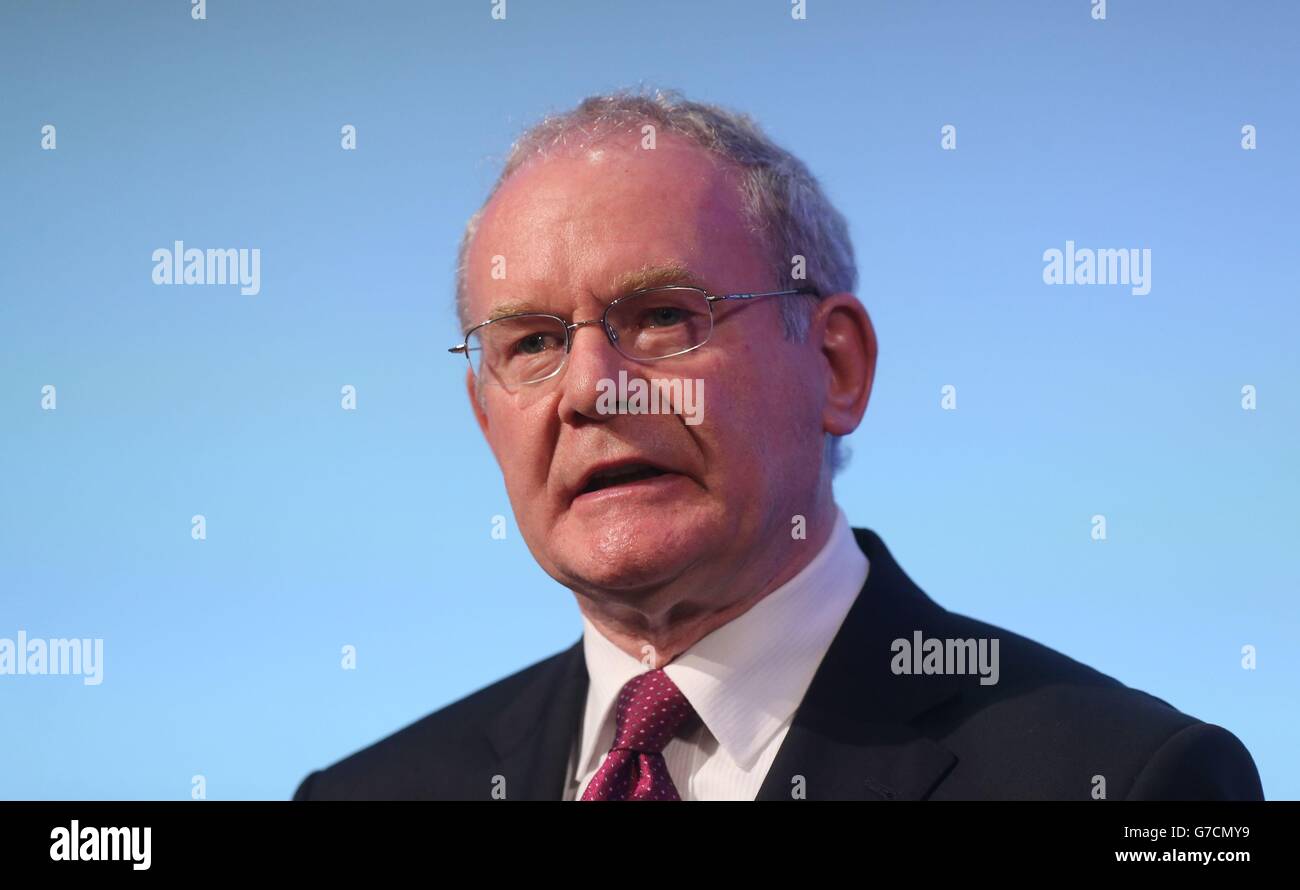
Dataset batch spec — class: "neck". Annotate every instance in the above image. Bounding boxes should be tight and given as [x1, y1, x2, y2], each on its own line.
[574, 498, 839, 665]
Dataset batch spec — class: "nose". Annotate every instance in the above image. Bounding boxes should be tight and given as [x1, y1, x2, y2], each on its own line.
[556, 320, 637, 425]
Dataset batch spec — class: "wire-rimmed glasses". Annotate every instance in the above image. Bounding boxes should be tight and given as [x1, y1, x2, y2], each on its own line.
[449, 284, 819, 386]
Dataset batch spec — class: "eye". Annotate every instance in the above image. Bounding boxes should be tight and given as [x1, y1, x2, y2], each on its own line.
[512, 331, 561, 356]
[642, 305, 686, 328]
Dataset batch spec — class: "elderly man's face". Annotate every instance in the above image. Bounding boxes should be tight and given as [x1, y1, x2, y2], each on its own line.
[464, 133, 839, 601]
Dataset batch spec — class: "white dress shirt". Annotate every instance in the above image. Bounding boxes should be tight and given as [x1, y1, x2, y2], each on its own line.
[563, 506, 870, 800]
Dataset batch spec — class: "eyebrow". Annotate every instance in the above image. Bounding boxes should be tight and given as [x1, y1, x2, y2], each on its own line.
[480, 262, 710, 324]
[484, 300, 538, 322]
[608, 262, 710, 295]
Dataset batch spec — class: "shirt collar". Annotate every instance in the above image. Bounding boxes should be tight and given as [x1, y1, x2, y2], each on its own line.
[574, 506, 869, 780]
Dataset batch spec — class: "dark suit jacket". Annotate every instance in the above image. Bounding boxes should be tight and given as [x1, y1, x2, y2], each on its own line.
[293, 528, 1264, 800]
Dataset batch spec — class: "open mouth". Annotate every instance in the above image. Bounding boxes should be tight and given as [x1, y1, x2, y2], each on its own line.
[580, 463, 668, 495]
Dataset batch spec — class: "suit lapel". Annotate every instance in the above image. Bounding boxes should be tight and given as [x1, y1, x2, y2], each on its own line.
[485, 638, 588, 800]
[756, 528, 963, 800]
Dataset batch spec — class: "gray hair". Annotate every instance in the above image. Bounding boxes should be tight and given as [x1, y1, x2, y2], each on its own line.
[454, 88, 856, 476]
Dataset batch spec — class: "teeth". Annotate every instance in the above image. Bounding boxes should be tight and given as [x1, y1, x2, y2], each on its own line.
[585, 464, 663, 491]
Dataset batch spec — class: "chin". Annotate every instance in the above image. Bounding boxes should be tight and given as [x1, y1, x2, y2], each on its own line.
[547, 504, 715, 592]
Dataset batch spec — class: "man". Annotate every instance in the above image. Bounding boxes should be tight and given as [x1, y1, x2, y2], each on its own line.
[293, 90, 1263, 801]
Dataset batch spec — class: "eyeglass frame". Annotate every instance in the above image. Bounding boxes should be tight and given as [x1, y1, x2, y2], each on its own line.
[448, 283, 821, 386]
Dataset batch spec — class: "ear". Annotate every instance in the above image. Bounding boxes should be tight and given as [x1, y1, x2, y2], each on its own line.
[814, 293, 877, 437]
[466, 369, 491, 439]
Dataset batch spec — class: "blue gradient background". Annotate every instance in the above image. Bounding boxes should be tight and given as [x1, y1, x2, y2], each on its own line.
[1, 0, 1296, 800]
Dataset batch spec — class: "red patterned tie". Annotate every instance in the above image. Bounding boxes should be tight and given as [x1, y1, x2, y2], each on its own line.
[580, 668, 696, 801]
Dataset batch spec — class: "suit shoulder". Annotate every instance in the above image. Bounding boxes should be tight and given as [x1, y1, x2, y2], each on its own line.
[862, 527, 1189, 726]
[922, 608, 1260, 798]
[934, 605, 1187, 718]
[294, 642, 577, 800]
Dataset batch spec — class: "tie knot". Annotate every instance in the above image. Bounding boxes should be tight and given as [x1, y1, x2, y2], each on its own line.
[612, 668, 695, 754]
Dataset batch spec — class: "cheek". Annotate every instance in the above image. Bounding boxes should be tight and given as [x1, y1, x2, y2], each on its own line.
[692, 363, 779, 475]
[484, 403, 550, 493]
[699, 346, 820, 471]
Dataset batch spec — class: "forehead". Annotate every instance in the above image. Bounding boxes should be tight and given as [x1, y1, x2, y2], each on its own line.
[463, 131, 769, 320]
